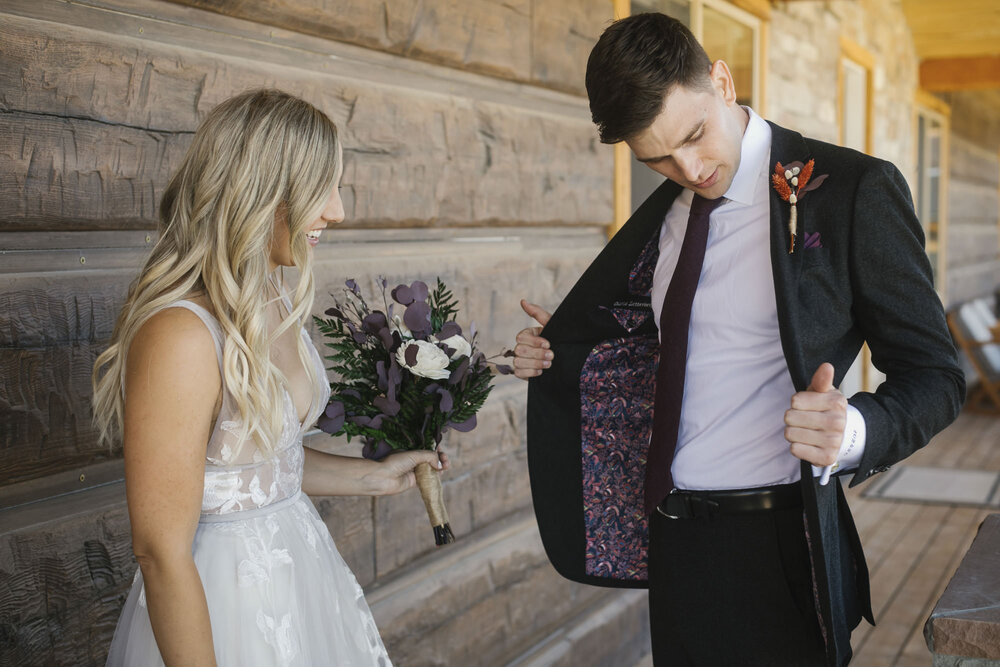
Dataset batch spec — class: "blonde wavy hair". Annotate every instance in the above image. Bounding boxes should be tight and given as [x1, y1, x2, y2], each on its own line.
[92, 89, 341, 454]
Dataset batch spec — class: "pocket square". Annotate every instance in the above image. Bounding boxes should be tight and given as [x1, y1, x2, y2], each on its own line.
[803, 231, 823, 249]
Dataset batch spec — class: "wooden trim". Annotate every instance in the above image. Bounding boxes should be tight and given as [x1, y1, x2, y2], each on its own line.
[609, 0, 630, 238]
[691, 0, 704, 42]
[911, 95, 951, 303]
[838, 37, 876, 154]
[839, 36, 877, 70]
[921, 56, 1000, 92]
[727, 0, 771, 21]
[914, 89, 952, 117]
[612, 142, 631, 237]
[759, 20, 768, 116]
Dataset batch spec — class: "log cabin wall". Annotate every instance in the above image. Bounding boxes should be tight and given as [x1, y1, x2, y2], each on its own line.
[0, 1, 655, 665]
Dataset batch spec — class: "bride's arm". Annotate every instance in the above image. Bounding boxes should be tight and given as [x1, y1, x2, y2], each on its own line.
[123, 308, 221, 667]
[301, 447, 449, 496]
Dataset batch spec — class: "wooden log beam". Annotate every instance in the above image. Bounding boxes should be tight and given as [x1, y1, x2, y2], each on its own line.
[920, 56, 1000, 92]
[0, 15, 610, 232]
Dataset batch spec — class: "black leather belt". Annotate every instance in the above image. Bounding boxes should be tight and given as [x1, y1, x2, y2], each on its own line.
[655, 482, 802, 520]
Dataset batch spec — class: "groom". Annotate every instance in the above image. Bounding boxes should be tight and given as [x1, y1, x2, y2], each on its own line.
[513, 13, 964, 667]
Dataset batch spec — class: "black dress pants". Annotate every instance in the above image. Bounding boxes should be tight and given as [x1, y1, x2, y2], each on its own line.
[648, 499, 849, 666]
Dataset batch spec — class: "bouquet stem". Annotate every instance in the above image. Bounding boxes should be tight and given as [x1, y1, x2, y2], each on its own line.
[414, 462, 455, 546]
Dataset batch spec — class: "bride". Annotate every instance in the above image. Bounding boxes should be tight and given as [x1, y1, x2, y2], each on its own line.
[92, 89, 446, 666]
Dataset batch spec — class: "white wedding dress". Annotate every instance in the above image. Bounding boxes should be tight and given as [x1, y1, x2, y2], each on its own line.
[106, 293, 391, 666]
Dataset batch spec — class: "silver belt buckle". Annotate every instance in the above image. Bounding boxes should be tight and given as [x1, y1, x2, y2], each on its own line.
[655, 488, 682, 519]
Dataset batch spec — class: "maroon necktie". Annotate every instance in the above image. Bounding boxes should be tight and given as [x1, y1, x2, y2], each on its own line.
[644, 194, 725, 514]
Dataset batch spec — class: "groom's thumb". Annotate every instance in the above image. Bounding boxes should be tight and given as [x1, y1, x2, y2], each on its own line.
[808, 362, 835, 393]
[520, 299, 552, 327]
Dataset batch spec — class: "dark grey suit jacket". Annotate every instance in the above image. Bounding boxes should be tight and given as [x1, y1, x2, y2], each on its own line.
[526, 121, 965, 666]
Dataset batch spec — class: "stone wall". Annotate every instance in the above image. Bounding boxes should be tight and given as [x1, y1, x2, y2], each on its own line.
[767, 1, 1000, 310]
[942, 91, 1000, 307]
[767, 0, 918, 175]
[0, 1, 654, 665]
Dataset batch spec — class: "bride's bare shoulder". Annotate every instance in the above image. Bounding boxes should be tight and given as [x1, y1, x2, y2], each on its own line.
[127, 306, 220, 392]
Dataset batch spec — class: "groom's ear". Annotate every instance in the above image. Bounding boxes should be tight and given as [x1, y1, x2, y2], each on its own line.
[708, 60, 737, 105]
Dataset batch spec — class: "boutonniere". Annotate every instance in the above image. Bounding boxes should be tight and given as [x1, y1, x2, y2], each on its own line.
[772, 160, 828, 253]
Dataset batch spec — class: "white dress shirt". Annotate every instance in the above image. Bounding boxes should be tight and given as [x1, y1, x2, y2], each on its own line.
[650, 107, 864, 490]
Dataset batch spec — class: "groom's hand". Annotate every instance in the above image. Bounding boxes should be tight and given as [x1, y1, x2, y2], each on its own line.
[513, 299, 552, 380]
[784, 363, 847, 467]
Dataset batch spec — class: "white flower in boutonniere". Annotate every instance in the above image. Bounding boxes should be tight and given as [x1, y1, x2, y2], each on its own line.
[772, 159, 829, 253]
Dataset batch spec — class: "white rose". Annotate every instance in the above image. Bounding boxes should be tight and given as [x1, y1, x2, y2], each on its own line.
[396, 340, 451, 380]
[434, 334, 472, 359]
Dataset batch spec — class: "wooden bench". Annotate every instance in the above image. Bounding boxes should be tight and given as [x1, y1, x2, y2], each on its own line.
[947, 297, 1000, 413]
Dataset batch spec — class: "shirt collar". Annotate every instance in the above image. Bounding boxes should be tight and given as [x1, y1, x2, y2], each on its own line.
[721, 107, 771, 206]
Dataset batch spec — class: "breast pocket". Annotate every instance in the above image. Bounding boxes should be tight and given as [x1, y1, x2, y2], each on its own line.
[797, 250, 853, 345]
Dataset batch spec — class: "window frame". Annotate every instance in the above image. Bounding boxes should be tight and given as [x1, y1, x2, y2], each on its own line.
[913, 89, 951, 303]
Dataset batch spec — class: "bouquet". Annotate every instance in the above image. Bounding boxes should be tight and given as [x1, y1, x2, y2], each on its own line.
[314, 278, 512, 546]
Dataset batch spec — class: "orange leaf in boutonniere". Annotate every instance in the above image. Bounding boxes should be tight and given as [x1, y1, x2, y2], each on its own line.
[772, 159, 829, 253]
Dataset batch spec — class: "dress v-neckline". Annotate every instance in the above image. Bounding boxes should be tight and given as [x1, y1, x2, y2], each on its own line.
[268, 277, 317, 431]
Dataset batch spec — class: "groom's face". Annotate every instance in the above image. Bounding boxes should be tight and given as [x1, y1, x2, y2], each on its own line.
[626, 61, 746, 201]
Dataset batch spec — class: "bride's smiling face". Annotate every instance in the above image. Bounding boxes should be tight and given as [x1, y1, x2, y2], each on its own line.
[268, 182, 345, 271]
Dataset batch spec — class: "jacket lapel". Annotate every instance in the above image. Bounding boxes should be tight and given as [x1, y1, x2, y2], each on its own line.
[767, 122, 812, 392]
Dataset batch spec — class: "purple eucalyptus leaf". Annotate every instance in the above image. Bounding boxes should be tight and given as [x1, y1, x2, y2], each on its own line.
[785, 160, 805, 170]
[373, 395, 401, 416]
[342, 389, 361, 400]
[378, 328, 395, 351]
[404, 343, 419, 367]
[388, 358, 403, 386]
[362, 311, 388, 334]
[317, 412, 345, 434]
[362, 440, 393, 461]
[449, 415, 477, 432]
[437, 387, 454, 412]
[325, 402, 345, 419]
[376, 361, 388, 391]
[325, 306, 345, 319]
[469, 321, 477, 341]
[438, 322, 461, 339]
[346, 279, 360, 295]
[391, 284, 414, 305]
[404, 301, 431, 332]
[495, 364, 514, 375]
[449, 357, 470, 385]
[350, 414, 384, 429]
[410, 281, 429, 302]
[502, 350, 516, 358]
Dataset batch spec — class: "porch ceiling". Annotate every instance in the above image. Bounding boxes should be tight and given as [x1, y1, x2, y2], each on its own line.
[900, 0, 1000, 91]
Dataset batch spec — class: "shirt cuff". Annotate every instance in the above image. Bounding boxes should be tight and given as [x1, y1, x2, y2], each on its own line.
[811, 404, 867, 479]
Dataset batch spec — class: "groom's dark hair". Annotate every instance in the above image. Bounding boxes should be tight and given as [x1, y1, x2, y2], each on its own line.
[585, 13, 713, 144]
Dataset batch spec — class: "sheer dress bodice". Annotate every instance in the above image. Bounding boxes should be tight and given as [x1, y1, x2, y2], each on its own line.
[163, 292, 331, 519]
